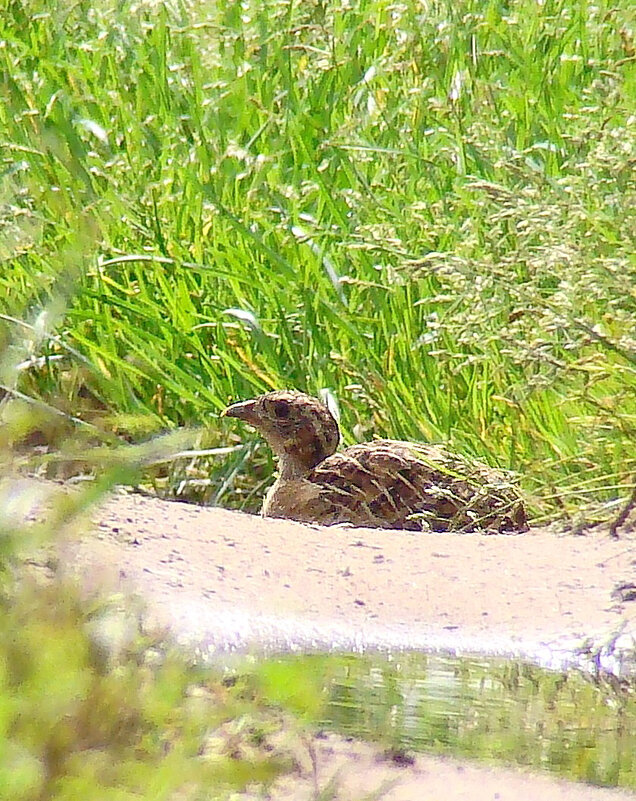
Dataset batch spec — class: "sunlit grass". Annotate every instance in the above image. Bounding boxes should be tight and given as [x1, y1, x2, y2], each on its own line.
[1, 0, 635, 523]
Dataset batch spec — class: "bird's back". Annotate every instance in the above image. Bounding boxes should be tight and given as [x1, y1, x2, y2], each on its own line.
[265, 439, 527, 533]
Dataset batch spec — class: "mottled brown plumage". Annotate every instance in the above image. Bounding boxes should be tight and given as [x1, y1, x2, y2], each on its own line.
[223, 391, 527, 533]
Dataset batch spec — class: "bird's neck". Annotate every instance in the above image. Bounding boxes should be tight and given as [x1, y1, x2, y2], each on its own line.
[276, 452, 313, 480]
[269, 429, 333, 479]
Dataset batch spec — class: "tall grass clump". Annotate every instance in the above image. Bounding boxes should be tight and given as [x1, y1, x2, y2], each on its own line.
[1, 0, 635, 524]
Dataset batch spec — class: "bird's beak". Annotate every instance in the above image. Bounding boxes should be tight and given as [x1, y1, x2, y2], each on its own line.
[222, 399, 258, 423]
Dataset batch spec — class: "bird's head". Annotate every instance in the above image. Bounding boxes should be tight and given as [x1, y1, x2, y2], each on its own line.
[223, 390, 340, 477]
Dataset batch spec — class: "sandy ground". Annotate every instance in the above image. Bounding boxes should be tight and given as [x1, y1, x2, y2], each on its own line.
[267, 733, 636, 801]
[64, 487, 636, 800]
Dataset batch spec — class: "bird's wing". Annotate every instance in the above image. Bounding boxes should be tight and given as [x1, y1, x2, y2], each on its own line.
[309, 440, 525, 532]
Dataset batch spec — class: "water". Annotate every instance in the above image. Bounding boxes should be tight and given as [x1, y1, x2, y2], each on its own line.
[267, 651, 636, 790]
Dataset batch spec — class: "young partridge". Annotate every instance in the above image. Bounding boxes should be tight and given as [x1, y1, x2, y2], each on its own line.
[223, 390, 527, 533]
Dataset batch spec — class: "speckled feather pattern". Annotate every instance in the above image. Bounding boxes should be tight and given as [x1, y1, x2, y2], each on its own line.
[224, 391, 527, 533]
[305, 441, 527, 532]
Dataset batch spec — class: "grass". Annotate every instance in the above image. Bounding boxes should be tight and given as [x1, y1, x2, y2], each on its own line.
[1, 0, 635, 522]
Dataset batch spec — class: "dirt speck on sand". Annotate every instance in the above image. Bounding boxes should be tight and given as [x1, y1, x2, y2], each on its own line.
[65, 488, 635, 801]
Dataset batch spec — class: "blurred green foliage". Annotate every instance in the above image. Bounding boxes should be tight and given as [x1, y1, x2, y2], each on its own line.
[0, 410, 301, 799]
[0, 578, 298, 800]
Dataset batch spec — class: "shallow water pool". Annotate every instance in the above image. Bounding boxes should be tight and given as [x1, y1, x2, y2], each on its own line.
[260, 651, 636, 789]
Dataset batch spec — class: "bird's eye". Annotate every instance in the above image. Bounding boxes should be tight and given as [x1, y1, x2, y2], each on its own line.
[272, 401, 290, 419]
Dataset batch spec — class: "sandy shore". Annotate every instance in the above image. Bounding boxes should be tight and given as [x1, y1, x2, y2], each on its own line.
[64, 488, 636, 800]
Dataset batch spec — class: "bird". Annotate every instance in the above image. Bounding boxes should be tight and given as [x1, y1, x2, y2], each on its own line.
[223, 390, 527, 533]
